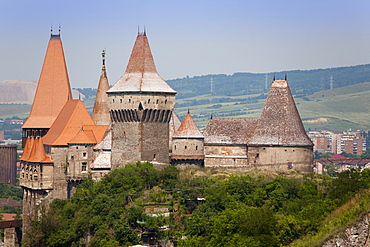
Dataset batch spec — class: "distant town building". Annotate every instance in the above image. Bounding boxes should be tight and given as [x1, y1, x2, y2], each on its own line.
[0, 144, 17, 185]
[308, 130, 366, 155]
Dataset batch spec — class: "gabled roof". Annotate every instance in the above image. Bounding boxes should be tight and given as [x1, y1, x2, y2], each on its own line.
[248, 79, 313, 146]
[22, 33, 72, 129]
[68, 125, 108, 145]
[68, 130, 96, 144]
[42, 100, 95, 146]
[173, 111, 203, 139]
[92, 50, 110, 125]
[107, 33, 176, 94]
[204, 118, 258, 144]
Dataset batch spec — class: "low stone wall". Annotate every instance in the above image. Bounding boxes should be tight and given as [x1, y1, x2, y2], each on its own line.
[322, 213, 370, 247]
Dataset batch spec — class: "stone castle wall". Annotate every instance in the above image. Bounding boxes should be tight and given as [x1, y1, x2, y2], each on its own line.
[248, 146, 313, 172]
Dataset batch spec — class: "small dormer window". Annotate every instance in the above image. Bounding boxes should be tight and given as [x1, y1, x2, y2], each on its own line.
[148, 99, 150, 103]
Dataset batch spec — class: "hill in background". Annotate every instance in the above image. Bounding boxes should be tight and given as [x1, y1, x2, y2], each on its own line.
[2, 64, 370, 131]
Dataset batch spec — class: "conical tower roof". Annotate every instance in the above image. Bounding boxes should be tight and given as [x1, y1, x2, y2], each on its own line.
[173, 111, 203, 139]
[22, 33, 72, 129]
[107, 33, 176, 94]
[248, 79, 313, 146]
[92, 50, 110, 125]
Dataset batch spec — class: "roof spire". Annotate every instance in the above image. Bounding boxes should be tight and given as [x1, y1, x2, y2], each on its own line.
[138, 25, 140, 35]
[58, 24, 61, 34]
[102, 49, 106, 66]
[50, 24, 53, 33]
[210, 113, 213, 119]
[187, 108, 190, 114]
[273, 73, 276, 82]
[144, 26, 146, 36]
[285, 73, 287, 81]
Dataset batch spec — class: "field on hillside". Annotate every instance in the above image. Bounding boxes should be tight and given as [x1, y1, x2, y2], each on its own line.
[175, 82, 370, 131]
[0, 104, 31, 119]
[2, 81, 370, 132]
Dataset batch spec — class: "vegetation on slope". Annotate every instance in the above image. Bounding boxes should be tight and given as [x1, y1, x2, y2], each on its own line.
[23, 163, 370, 247]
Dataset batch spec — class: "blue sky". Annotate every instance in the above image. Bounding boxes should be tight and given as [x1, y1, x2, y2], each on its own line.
[0, 0, 369, 88]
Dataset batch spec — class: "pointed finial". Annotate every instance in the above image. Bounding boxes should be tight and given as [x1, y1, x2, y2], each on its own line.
[58, 24, 61, 34]
[138, 25, 140, 35]
[285, 73, 287, 81]
[79, 92, 81, 100]
[144, 26, 146, 36]
[187, 108, 190, 114]
[210, 113, 213, 119]
[50, 24, 53, 33]
[102, 49, 106, 66]
[273, 73, 276, 82]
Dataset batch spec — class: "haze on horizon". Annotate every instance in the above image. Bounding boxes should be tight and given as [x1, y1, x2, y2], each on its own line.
[0, 0, 369, 88]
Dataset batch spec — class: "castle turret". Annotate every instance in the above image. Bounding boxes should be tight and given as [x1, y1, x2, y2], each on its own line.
[171, 110, 204, 167]
[92, 50, 110, 125]
[22, 32, 72, 143]
[107, 32, 177, 169]
[248, 78, 313, 172]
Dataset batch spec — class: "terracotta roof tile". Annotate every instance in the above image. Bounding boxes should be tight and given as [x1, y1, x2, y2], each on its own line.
[68, 130, 96, 144]
[20, 137, 34, 161]
[22, 34, 72, 129]
[173, 111, 203, 139]
[204, 118, 258, 144]
[42, 100, 95, 146]
[107, 33, 176, 94]
[27, 138, 53, 163]
[248, 79, 313, 146]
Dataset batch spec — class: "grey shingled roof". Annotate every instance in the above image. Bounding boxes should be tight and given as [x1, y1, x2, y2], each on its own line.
[107, 33, 176, 94]
[204, 118, 258, 144]
[94, 125, 112, 151]
[248, 79, 313, 146]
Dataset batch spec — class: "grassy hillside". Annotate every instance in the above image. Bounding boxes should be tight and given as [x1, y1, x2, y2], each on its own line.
[3, 65, 370, 132]
[0, 104, 31, 119]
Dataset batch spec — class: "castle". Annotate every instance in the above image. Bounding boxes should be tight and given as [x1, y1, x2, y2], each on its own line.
[19, 30, 313, 233]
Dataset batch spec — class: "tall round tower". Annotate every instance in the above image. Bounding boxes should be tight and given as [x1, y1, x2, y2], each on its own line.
[107, 32, 177, 169]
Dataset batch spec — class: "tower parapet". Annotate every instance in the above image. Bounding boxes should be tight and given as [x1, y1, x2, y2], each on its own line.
[107, 33, 176, 169]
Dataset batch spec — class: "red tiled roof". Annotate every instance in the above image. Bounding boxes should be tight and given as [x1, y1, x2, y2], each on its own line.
[0, 213, 17, 221]
[204, 118, 258, 144]
[0, 199, 22, 208]
[22, 34, 72, 129]
[107, 33, 176, 94]
[42, 100, 95, 146]
[331, 154, 347, 159]
[19, 137, 34, 161]
[249, 79, 313, 146]
[173, 111, 203, 139]
[28, 138, 53, 163]
[317, 158, 370, 166]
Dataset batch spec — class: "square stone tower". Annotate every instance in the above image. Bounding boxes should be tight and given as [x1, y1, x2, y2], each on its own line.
[107, 32, 177, 169]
